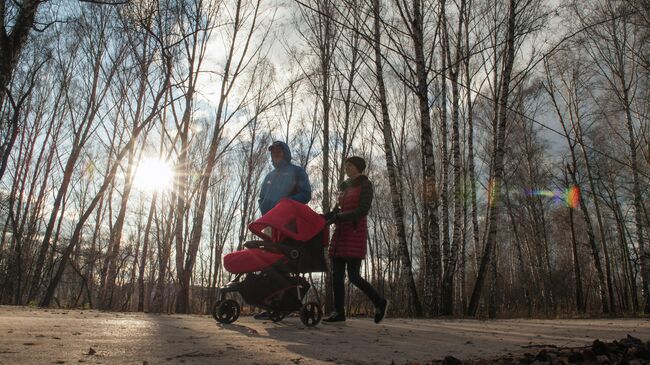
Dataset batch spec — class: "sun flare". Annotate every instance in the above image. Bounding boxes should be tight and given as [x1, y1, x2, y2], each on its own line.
[133, 157, 174, 192]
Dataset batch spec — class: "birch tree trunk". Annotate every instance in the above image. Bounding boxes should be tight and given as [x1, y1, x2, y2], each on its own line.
[466, 0, 518, 317]
[441, 0, 466, 316]
[373, 0, 422, 317]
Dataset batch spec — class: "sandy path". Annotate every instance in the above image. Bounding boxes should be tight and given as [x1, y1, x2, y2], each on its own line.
[0, 306, 648, 364]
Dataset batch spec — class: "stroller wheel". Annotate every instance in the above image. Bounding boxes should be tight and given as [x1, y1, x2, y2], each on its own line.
[299, 302, 322, 327]
[211, 300, 222, 321]
[214, 299, 240, 324]
[269, 310, 287, 322]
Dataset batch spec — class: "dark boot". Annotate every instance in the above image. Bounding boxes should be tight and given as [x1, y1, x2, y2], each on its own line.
[374, 299, 388, 324]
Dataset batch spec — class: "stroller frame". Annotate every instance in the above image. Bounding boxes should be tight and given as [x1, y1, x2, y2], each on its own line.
[213, 214, 328, 327]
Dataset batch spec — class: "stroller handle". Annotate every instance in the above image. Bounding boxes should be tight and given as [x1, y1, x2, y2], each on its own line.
[243, 240, 300, 260]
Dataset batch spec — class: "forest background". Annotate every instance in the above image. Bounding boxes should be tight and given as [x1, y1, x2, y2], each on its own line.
[0, 0, 648, 319]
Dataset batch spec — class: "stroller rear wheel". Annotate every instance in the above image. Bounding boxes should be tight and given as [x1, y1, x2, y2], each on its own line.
[299, 301, 322, 327]
[214, 299, 240, 324]
[211, 300, 222, 321]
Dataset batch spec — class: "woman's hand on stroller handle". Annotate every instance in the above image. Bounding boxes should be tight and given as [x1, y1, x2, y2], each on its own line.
[322, 207, 340, 225]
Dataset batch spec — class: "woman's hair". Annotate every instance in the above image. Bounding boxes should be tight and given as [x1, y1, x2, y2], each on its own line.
[345, 156, 366, 172]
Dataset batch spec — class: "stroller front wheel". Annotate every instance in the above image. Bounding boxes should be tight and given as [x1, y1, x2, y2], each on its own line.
[300, 302, 322, 327]
[214, 299, 240, 324]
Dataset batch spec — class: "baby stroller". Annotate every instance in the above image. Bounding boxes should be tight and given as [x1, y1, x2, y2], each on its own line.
[213, 198, 328, 327]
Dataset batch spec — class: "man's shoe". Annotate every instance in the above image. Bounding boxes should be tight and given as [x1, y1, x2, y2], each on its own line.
[253, 311, 270, 320]
[374, 299, 388, 324]
[322, 312, 346, 323]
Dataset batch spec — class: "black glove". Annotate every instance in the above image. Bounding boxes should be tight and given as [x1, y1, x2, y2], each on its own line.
[326, 213, 340, 226]
[322, 211, 336, 221]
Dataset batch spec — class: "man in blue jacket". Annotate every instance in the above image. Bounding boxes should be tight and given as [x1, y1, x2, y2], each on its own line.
[258, 141, 312, 215]
[254, 140, 312, 320]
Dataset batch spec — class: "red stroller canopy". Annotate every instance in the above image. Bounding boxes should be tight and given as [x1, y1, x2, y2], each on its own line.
[249, 198, 325, 242]
[224, 199, 327, 274]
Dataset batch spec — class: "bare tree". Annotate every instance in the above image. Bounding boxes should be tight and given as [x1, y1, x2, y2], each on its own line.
[372, 0, 422, 316]
[39, 0, 173, 307]
[467, 0, 521, 316]
[574, 0, 649, 312]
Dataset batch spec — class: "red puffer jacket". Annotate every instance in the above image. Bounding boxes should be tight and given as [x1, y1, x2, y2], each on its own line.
[328, 175, 373, 259]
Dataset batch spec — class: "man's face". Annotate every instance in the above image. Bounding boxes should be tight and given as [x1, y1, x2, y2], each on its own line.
[270, 146, 284, 164]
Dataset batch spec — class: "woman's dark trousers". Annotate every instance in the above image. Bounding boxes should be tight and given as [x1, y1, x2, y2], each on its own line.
[331, 257, 382, 316]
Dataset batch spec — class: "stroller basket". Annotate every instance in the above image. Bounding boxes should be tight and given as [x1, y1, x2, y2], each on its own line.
[238, 272, 309, 311]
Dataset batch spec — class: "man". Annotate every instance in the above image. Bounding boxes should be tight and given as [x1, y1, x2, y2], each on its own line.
[259, 140, 311, 214]
[254, 140, 312, 320]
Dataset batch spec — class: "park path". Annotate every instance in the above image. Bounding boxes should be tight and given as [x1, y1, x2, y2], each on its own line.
[0, 306, 648, 364]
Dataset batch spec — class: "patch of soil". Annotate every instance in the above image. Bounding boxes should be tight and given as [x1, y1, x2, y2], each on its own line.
[417, 336, 650, 364]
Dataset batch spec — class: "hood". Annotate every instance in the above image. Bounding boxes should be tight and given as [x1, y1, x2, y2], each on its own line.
[269, 140, 292, 168]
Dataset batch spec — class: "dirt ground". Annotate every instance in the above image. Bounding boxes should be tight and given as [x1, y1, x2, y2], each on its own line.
[1, 306, 649, 364]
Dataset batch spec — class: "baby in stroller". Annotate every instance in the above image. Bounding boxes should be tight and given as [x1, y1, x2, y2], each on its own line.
[213, 199, 328, 326]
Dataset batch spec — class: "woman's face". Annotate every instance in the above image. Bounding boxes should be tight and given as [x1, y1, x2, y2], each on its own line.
[344, 161, 360, 178]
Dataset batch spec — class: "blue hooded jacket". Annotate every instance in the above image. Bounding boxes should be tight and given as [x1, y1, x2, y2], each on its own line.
[258, 141, 312, 215]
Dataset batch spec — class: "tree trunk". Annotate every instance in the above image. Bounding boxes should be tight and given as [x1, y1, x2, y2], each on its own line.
[466, 0, 517, 317]
[409, 0, 440, 317]
[373, 0, 422, 316]
[441, 0, 466, 316]
[620, 74, 649, 313]
[463, 0, 480, 316]
[439, 4, 450, 308]
[504, 180, 532, 316]
[565, 167, 585, 313]
[138, 193, 157, 312]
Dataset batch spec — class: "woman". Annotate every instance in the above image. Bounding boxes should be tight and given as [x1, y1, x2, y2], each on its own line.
[323, 156, 388, 323]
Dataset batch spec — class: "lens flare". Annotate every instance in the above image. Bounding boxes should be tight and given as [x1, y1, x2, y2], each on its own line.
[525, 186, 580, 208]
[565, 186, 580, 209]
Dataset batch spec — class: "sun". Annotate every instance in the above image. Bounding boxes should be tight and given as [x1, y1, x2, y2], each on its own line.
[133, 157, 174, 192]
